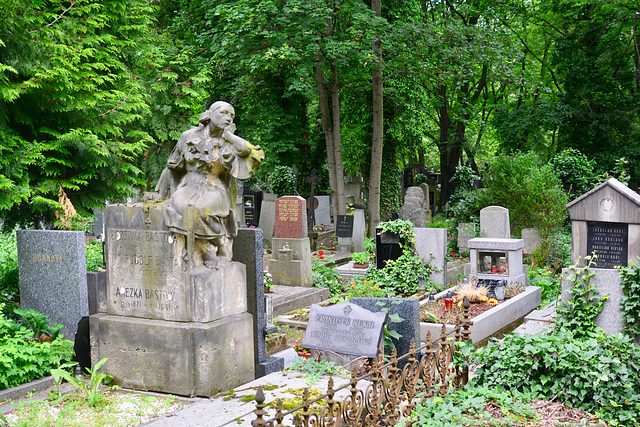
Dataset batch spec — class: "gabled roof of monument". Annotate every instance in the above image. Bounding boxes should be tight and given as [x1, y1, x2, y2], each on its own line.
[566, 178, 640, 223]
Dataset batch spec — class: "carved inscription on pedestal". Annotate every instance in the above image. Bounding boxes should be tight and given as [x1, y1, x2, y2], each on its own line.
[107, 229, 186, 320]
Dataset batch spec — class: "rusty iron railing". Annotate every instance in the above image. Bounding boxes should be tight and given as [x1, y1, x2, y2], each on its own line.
[251, 298, 473, 426]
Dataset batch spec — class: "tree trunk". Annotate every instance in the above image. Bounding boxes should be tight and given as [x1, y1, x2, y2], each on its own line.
[330, 62, 346, 217]
[368, 0, 383, 237]
[316, 52, 338, 216]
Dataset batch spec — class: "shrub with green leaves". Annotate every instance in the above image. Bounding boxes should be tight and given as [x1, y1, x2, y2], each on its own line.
[528, 267, 561, 306]
[86, 239, 105, 272]
[617, 261, 640, 341]
[0, 305, 74, 390]
[407, 384, 538, 427]
[549, 148, 599, 196]
[474, 256, 640, 426]
[312, 259, 345, 297]
[0, 228, 19, 311]
[268, 165, 298, 196]
[472, 331, 640, 426]
[365, 220, 436, 295]
[482, 152, 569, 238]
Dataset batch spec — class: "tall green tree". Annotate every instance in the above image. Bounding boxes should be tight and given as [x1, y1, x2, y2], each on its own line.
[0, 0, 208, 228]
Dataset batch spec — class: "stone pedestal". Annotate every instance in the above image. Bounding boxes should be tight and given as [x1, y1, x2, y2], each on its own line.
[90, 312, 254, 396]
[268, 238, 313, 287]
[91, 203, 256, 396]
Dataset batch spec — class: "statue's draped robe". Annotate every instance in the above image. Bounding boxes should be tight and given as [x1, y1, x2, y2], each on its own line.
[156, 124, 264, 240]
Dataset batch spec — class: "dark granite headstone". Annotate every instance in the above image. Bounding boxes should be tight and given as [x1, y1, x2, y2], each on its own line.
[17, 230, 88, 340]
[375, 227, 403, 269]
[587, 221, 628, 268]
[350, 297, 420, 363]
[336, 215, 354, 237]
[244, 186, 263, 227]
[233, 228, 284, 377]
[302, 303, 386, 358]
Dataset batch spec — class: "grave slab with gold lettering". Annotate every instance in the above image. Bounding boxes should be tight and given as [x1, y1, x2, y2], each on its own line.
[17, 230, 88, 340]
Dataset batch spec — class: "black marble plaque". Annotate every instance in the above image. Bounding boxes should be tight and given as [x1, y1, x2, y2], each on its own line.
[336, 215, 354, 237]
[587, 221, 628, 268]
[375, 227, 403, 269]
[301, 303, 386, 358]
[243, 187, 263, 227]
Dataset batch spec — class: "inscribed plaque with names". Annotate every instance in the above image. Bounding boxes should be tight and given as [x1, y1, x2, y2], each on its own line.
[587, 221, 628, 268]
[301, 303, 386, 358]
[335, 215, 354, 237]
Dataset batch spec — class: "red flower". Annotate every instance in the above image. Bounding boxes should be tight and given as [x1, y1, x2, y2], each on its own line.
[450, 250, 455, 255]
[318, 250, 325, 256]
[319, 255, 324, 259]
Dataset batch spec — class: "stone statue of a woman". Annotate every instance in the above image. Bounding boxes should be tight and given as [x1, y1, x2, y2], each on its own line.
[155, 101, 264, 268]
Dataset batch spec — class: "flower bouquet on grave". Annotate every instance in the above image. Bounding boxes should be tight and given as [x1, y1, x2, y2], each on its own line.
[263, 271, 273, 293]
[293, 336, 312, 360]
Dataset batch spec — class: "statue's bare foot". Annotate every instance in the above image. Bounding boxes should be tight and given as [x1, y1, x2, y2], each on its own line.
[203, 248, 220, 269]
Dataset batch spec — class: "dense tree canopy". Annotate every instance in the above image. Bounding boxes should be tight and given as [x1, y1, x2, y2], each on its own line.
[1, 0, 639, 228]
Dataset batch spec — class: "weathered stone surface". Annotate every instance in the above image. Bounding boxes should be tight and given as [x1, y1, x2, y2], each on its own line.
[415, 228, 447, 286]
[154, 101, 264, 267]
[302, 303, 386, 358]
[561, 268, 627, 337]
[351, 209, 366, 253]
[104, 204, 247, 322]
[399, 186, 426, 228]
[90, 313, 255, 396]
[522, 228, 542, 255]
[480, 206, 511, 239]
[258, 193, 277, 247]
[351, 297, 420, 362]
[457, 223, 476, 252]
[274, 196, 307, 239]
[315, 195, 332, 225]
[17, 230, 88, 339]
[268, 238, 312, 287]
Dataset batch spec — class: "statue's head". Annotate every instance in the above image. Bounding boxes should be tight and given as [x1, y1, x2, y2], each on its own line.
[199, 101, 235, 131]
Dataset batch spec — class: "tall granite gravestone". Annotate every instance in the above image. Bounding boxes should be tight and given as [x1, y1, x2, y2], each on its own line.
[480, 206, 511, 238]
[399, 186, 426, 228]
[563, 178, 640, 340]
[414, 228, 447, 286]
[91, 101, 263, 396]
[457, 223, 476, 253]
[268, 196, 313, 287]
[17, 230, 88, 340]
[258, 192, 277, 248]
[522, 228, 542, 255]
[419, 183, 432, 222]
[232, 228, 283, 377]
[315, 195, 332, 226]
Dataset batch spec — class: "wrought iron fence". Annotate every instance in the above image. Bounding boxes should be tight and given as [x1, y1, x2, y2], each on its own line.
[251, 299, 473, 426]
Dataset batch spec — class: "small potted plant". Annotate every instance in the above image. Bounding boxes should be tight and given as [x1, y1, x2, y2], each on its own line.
[351, 252, 370, 268]
[293, 336, 311, 360]
[263, 271, 273, 293]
